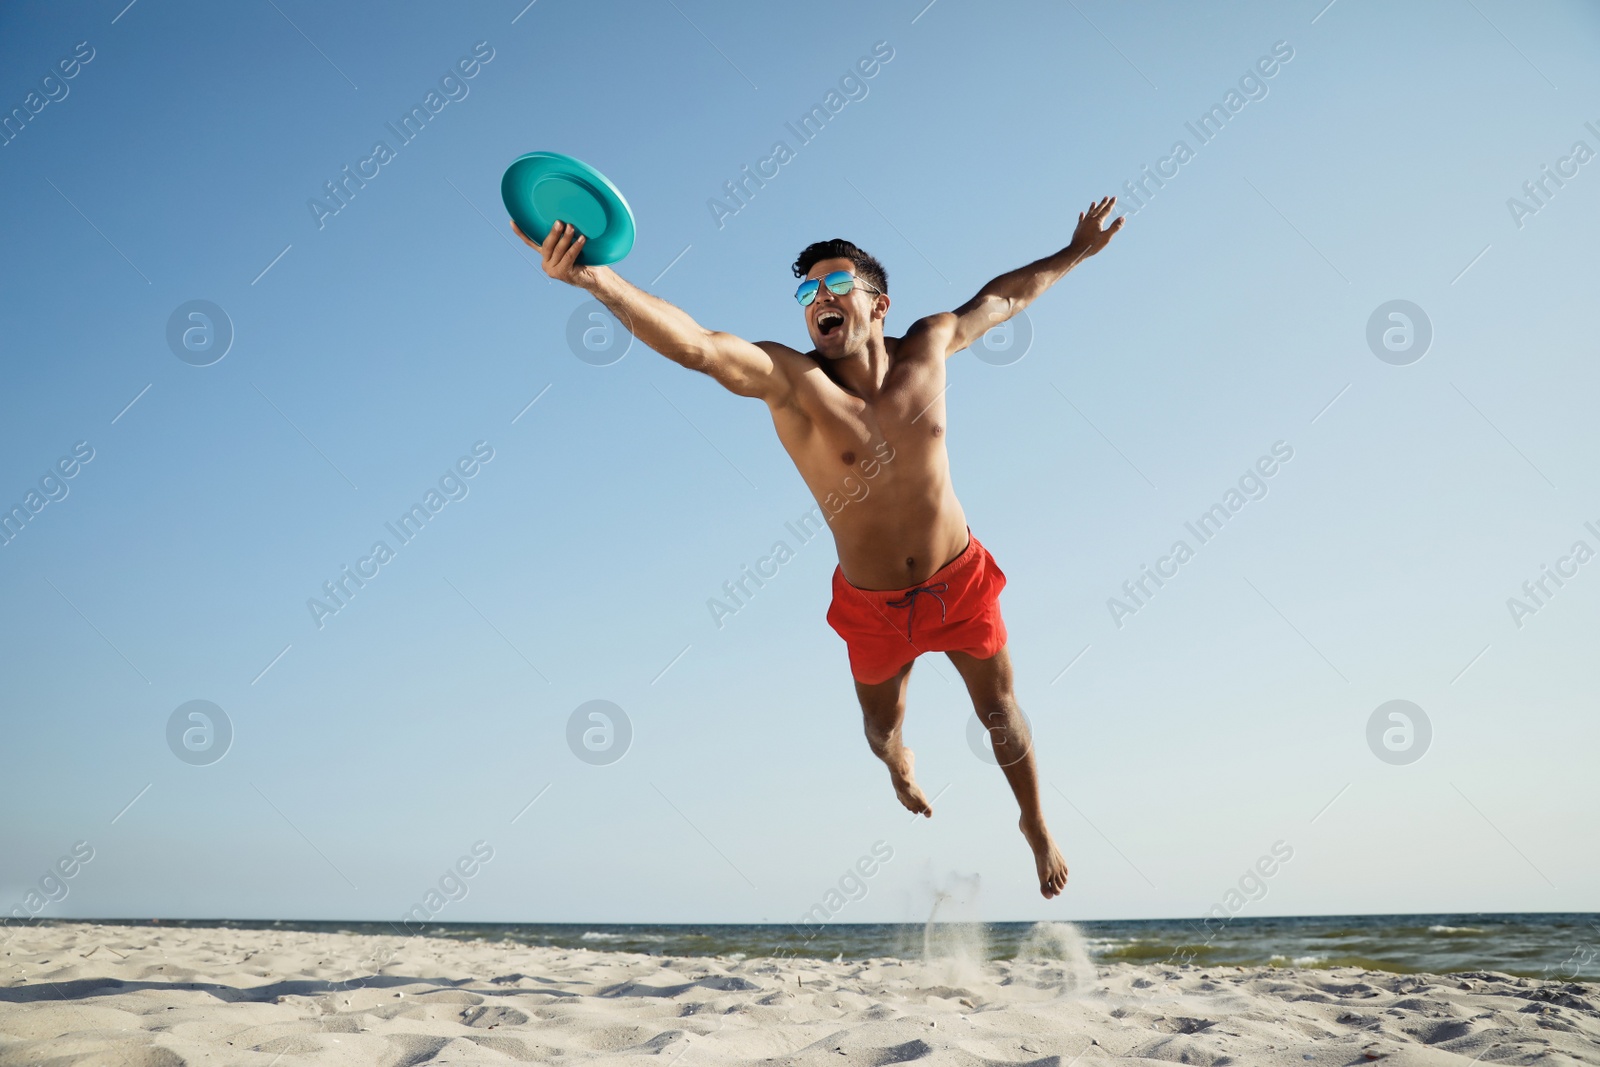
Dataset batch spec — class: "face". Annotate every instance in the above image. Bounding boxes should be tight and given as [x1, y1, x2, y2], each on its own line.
[801, 257, 887, 357]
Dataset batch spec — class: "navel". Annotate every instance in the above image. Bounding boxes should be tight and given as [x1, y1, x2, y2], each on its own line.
[841, 450, 856, 465]
[905, 556, 916, 570]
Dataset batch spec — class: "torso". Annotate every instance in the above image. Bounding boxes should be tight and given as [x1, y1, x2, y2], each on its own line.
[763, 329, 969, 591]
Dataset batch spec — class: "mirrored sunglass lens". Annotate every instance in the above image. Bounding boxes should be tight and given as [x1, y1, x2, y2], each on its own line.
[825, 272, 856, 294]
[796, 280, 820, 305]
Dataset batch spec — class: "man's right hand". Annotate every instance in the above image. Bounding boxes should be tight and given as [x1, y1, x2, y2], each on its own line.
[512, 219, 598, 289]
[507, 217, 792, 405]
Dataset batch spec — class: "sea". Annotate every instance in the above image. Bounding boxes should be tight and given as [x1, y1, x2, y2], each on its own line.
[60, 913, 1600, 982]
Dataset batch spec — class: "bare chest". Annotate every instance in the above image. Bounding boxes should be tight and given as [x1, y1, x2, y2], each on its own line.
[774, 353, 948, 492]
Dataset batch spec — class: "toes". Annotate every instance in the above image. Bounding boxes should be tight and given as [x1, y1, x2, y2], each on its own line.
[896, 786, 932, 818]
[1037, 853, 1069, 898]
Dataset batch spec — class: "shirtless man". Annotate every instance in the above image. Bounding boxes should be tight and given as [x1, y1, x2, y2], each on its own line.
[514, 197, 1123, 898]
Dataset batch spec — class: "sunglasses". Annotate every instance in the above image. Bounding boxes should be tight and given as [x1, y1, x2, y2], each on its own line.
[795, 270, 882, 306]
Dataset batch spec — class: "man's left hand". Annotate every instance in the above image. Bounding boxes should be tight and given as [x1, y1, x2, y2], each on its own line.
[1071, 196, 1125, 258]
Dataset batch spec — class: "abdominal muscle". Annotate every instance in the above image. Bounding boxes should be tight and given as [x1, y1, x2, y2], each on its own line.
[772, 335, 970, 590]
[805, 450, 970, 592]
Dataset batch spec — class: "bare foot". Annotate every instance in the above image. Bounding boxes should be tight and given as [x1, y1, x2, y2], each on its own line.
[1021, 816, 1068, 898]
[889, 748, 932, 817]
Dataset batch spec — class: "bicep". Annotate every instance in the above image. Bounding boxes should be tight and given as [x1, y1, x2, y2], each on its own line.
[695, 332, 793, 402]
[945, 293, 1016, 357]
[905, 310, 981, 361]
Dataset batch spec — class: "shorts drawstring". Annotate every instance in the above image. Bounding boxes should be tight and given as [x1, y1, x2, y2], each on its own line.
[886, 582, 949, 639]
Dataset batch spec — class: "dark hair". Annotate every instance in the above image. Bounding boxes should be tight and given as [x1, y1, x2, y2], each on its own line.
[791, 239, 888, 296]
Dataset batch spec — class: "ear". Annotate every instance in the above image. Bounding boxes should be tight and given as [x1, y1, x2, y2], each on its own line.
[872, 293, 890, 322]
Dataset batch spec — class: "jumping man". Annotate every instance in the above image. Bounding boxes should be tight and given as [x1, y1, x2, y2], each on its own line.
[514, 197, 1124, 898]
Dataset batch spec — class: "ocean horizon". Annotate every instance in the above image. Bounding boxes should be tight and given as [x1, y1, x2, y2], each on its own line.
[26, 913, 1599, 983]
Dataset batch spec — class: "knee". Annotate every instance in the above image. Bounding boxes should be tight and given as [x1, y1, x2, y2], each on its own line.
[862, 714, 901, 752]
[973, 698, 1019, 726]
[974, 702, 1028, 746]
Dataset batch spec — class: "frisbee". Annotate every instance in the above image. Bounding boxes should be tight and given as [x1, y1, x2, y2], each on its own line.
[501, 151, 635, 266]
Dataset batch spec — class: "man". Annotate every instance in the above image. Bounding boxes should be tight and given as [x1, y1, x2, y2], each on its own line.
[514, 197, 1123, 898]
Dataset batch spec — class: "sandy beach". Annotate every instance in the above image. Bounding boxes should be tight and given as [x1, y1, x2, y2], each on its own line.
[2, 922, 1597, 1065]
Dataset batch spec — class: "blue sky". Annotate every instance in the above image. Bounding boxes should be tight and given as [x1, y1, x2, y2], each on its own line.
[2, 0, 1597, 929]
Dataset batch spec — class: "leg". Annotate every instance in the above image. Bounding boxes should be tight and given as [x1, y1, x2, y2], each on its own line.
[853, 660, 933, 817]
[946, 645, 1069, 899]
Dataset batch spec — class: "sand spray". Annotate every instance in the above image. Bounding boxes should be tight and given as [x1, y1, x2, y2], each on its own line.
[911, 871, 1102, 1001]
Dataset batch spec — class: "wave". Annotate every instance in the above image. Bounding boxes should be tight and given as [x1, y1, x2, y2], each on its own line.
[49, 915, 1600, 980]
[1270, 954, 1328, 967]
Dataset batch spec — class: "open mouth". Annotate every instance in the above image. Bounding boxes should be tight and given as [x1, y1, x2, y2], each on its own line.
[816, 310, 845, 337]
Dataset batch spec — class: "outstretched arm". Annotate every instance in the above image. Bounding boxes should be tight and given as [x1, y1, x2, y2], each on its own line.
[918, 196, 1125, 358]
[514, 220, 791, 404]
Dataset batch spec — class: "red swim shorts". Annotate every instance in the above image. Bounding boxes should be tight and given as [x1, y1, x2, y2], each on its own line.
[826, 528, 1008, 685]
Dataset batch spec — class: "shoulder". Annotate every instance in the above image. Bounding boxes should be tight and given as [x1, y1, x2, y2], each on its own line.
[754, 340, 815, 374]
[754, 340, 807, 359]
[747, 341, 821, 408]
[905, 312, 958, 338]
[887, 314, 958, 363]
